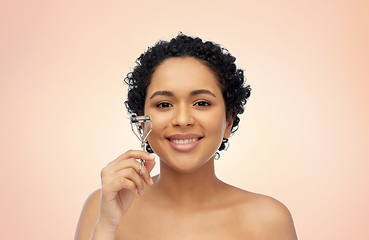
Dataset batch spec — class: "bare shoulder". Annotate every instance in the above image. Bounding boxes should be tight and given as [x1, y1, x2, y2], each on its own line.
[226, 186, 297, 240]
[74, 189, 101, 240]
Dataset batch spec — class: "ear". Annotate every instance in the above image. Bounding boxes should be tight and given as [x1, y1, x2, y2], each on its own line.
[223, 117, 233, 139]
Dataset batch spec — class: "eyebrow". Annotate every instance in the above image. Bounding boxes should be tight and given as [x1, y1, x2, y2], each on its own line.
[149, 90, 173, 99]
[149, 89, 216, 99]
[190, 89, 216, 97]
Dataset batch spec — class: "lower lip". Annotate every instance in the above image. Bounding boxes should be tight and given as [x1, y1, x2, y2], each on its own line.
[167, 138, 202, 152]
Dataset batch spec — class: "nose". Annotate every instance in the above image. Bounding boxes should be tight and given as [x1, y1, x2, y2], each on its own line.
[171, 103, 195, 127]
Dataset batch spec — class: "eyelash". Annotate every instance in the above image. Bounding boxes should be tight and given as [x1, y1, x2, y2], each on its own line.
[156, 101, 211, 108]
[156, 102, 173, 108]
[194, 101, 211, 107]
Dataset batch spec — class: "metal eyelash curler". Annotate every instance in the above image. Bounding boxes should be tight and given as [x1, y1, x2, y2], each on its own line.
[130, 114, 153, 175]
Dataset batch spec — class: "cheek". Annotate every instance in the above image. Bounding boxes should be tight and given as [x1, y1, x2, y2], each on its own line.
[145, 111, 169, 143]
[148, 110, 171, 129]
[199, 110, 227, 132]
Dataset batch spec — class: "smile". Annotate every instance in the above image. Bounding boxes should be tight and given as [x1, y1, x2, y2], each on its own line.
[166, 134, 203, 152]
[169, 138, 200, 144]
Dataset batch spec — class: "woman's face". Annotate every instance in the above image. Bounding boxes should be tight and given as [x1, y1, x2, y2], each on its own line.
[144, 57, 233, 173]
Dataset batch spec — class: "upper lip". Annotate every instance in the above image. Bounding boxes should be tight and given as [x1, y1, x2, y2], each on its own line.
[166, 133, 203, 140]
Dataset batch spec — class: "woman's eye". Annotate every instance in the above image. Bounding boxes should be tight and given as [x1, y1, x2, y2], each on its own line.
[194, 101, 211, 107]
[156, 102, 172, 108]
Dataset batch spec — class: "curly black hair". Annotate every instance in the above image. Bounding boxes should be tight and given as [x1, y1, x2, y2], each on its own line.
[124, 33, 251, 152]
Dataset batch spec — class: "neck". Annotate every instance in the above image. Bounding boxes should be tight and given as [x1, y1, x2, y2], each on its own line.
[150, 157, 224, 212]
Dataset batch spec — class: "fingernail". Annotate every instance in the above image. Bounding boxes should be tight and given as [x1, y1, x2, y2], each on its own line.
[149, 154, 155, 159]
[149, 178, 154, 185]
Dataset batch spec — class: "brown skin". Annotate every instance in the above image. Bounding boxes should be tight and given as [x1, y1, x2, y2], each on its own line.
[74, 57, 297, 240]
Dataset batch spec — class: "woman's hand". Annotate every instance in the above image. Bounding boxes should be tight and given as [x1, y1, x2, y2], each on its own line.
[96, 150, 156, 231]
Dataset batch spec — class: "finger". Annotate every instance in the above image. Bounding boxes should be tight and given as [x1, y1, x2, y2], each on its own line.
[102, 158, 140, 177]
[102, 168, 145, 195]
[108, 150, 155, 166]
[143, 157, 156, 173]
[118, 159, 155, 186]
[103, 157, 155, 186]
[120, 168, 145, 195]
[101, 176, 137, 200]
[137, 161, 155, 186]
[102, 157, 151, 177]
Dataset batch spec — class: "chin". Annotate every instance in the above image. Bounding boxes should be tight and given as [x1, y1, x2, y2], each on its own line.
[159, 153, 215, 174]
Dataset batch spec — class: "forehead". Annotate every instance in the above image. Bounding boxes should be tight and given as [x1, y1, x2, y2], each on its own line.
[147, 57, 221, 94]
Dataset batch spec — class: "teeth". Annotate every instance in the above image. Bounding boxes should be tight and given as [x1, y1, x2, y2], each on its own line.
[170, 138, 199, 144]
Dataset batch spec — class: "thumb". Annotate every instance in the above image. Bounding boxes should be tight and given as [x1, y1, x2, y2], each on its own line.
[144, 155, 156, 173]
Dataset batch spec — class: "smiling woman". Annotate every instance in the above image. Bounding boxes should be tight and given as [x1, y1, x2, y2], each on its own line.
[74, 33, 297, 240]
[145, 57, 232, 173]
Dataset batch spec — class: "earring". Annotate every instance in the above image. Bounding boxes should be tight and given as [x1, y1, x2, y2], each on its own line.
[222, 138, 229, 151]
[218, 138, 229, 151]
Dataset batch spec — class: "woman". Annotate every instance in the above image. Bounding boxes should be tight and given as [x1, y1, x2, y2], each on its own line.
[75, 34, 297, 240]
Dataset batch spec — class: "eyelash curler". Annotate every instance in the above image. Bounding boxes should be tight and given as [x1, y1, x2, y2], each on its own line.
[130, 114, 153, 175]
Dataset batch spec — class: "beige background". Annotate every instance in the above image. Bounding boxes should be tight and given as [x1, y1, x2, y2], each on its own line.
[1, 0, 368, 239]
